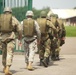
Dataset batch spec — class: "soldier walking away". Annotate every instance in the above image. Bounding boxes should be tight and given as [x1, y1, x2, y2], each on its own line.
[56, 17, 66, 59]
[0, 7, 22, 75]
[50, 14, 66, 60]
[37, 11, 57, 67]
[22, 10, 41, 71]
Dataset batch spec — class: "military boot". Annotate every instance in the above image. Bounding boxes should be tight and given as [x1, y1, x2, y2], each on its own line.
[5, 66, 12, 75]
[56, 55, 60, 60]
[39, 59, 43, 66]
[55, 50, 60, 60]
[51, 54, 56, 61]
[46, 57, 50, 65]
[27, 62, 34, 71]
[42, 58, 48, 67]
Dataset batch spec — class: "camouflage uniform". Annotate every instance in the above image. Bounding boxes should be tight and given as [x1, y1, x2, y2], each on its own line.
[0, 7, 21, 75]
[22, 10, 41, 70]
[50, 14, 60, 60]
[57, 18, 66, 46]
[57, 18, 66, 54]
[37, 11, 56, 67]
[50, 14, 66, 60]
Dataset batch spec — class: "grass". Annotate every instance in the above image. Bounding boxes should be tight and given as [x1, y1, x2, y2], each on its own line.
[65, 26, 76, 37]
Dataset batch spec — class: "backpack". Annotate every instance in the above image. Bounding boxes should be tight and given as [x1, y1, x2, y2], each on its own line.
[0, 14, 13, 32]
[23, 19, 35, 37]
[37, 18, 47, 34]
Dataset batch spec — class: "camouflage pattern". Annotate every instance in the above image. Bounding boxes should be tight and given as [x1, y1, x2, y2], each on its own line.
[2, 40, 15, 67]
[38, 11, 57, 66]
[49, 14, 60, 60]
[24, 39, 37, 63]
[50, 14, 66, 60]
[39, 38, 51, 59]
[23, 19, 41, 62]
[23, 10, 41, 70]
[0, 15, 21, 67]
[38, 19, 52, 59]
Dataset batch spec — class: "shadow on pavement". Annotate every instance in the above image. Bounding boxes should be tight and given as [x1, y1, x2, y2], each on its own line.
[0, 71, 4, 73]
[36, 60, 58, 67]
[11, 70, 20, 74]
[60, 57, 65, 61]
[0, 70, 19, 74]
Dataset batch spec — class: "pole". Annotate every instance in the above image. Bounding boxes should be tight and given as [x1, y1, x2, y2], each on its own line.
[0, 0, 3, 14]
[28, 0, 32, 10]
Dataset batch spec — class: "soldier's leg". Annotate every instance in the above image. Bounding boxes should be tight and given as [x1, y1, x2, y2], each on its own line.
[42, 39, 51, 67]
[39, 43, 45, 66]
[5, 41, 15, 75]
[51, 49, 56, 60]
[2, 43, 7, 73]
[51, 39, 57, 60]
[27, 40, 37, 70]
[55, 39, 61, 60]
[24, 42, 29, 69]
[55, 48, 61, 60]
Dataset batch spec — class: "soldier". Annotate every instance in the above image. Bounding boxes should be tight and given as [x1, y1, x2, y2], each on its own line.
[50, 13, 60, 60]
[22, 10, 41, 70]
[50, 14, 66, 60]
[0, 7, 22, 75]
[37, 11, 57, 67]
[56, 18, 66, 59]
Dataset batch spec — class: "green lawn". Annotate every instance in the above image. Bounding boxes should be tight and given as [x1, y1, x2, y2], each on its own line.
[65, 26, 76, 37]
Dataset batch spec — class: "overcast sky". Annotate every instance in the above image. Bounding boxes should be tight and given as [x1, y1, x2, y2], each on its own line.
[33, 0, 76, 9]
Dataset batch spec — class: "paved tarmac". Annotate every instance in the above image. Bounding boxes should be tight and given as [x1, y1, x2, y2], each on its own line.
[0, 37, 76, 75]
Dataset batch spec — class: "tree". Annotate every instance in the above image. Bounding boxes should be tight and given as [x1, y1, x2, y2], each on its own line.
[12, 6, 50, 21]
[12, 6, 28, 21]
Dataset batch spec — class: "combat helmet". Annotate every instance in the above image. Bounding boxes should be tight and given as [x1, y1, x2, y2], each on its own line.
[54, 14, 58, 18]
[50, 13, 58, 18]
[3, 7, 12, 13]
[26, 10, 34, 17]
[40, 11, 47, 17]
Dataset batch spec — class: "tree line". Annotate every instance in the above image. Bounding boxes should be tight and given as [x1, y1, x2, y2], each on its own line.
[12, 6, 50, 21]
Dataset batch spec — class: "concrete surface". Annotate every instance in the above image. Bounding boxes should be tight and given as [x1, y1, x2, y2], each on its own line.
[0, 37, 76, 75]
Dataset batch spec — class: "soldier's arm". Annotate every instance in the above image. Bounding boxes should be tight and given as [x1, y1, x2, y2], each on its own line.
[12, 16, 22, 40]
[34, 20, 41, 41]
[47, 20, 56, 30]
[47, 20, 58, 38]
[12, 16, 22, 31]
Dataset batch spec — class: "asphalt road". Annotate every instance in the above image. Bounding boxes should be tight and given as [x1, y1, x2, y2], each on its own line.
[0, 37, 76, 75]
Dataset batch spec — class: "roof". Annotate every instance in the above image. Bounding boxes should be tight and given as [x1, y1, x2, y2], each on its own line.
[47, 9, 76, 19]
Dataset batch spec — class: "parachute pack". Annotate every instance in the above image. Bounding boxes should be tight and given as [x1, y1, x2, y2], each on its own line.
[23, 19, 35, 37]
[0, 14, 13, 32]
[37, 18, 47, 34]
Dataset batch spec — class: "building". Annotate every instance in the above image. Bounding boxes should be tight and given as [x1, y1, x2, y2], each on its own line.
[4, 0, 28, 8]
[48, 9, 76, 26]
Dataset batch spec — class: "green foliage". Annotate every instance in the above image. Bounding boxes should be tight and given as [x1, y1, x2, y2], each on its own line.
[12, 6, 28, 21]
[32, 8, 42, 19]
[65, 26, 76, 37]
[12, 7, 50, 21]
[33, 7, 50, 19]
